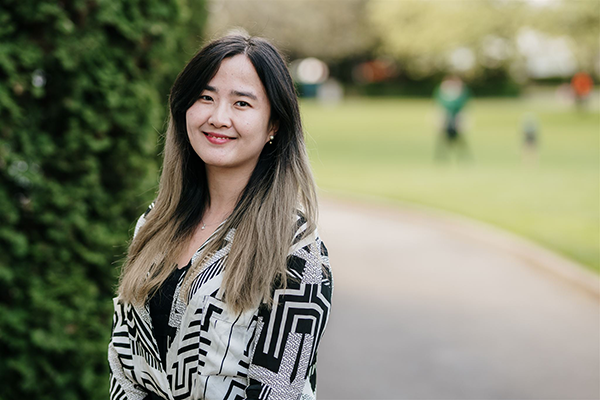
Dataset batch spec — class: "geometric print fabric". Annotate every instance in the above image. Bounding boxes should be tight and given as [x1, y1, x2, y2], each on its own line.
[109, 211, 332, 400]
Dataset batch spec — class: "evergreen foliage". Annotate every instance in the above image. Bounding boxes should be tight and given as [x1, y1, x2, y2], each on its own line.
[0, 1, 205, 398]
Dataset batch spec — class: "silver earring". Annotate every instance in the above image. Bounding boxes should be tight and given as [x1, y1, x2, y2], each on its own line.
[269, 135, 274, 145]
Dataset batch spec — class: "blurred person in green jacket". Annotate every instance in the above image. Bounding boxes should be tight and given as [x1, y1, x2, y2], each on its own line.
[434, 75, 471, 161]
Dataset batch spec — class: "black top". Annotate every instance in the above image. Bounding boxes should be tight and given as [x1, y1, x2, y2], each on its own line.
[148, 262, 190, 371]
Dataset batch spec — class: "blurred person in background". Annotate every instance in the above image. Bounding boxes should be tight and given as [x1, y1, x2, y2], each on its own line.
[570, 71, 594, 111]
[108, 35, 332, 400]
[434, 75, 472, 162]
[521, 112, 540, 165]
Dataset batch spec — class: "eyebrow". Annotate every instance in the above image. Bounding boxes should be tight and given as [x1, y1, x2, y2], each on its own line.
[204, 85, 258, 101]
[232, 90, 257, 101]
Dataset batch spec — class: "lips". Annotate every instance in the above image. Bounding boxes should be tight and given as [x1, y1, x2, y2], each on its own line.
[203, 131, 236, 145]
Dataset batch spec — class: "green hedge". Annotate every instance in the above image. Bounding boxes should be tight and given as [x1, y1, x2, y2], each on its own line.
[343, 71, 522, 98]
[0, 1, 205, 399]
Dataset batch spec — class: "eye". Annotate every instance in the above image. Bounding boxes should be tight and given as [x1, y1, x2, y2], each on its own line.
[199, 94, 213, 102]
[235, 101, 250, 107]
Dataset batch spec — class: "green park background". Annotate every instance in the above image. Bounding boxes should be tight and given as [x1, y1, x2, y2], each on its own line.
[0, 1, 597, 399]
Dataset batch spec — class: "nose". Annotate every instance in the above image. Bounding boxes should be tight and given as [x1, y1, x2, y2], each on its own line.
[208, 102, 231, 129]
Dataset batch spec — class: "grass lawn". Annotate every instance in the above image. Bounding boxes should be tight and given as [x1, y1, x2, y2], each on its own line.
[300, 95, 599, 272]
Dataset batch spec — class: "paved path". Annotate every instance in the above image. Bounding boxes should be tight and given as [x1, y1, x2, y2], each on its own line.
[316, 198, 599, 399]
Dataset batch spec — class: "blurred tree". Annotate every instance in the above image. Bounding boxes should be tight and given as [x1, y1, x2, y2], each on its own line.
[532, 0, 600, 75]
[367, 0, 599, 83]
[366, 0, 528, 80]
[205, 0, 377, 62]
[0, 1, 205, 399]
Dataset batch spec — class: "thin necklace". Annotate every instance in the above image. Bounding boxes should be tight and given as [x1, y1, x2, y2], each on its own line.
[200, 214, 229, 230]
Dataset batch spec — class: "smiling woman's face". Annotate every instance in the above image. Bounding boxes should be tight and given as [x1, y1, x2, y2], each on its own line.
[185, 54, 277, 176]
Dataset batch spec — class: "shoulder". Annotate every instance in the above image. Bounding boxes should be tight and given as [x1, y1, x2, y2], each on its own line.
[133, 202, 155, 238]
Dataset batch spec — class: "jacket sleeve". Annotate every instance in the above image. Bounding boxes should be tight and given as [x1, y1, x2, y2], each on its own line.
[245, 232, 333, 400]
[108, 342, 148, 400]
[108, 205, 154, 400]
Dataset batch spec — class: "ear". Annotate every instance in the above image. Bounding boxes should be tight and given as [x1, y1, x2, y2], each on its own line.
[268, 119, 280, 137]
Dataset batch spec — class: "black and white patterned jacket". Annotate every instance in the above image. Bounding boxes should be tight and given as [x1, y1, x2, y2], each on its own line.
[108, 206, 333, 400]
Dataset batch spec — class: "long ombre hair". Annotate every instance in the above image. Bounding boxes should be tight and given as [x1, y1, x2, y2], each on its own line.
[117, 35, 318, 313]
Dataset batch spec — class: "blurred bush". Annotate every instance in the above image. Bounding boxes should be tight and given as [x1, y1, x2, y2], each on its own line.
[0, 1, 205, 399]
[343, 72, 521, 98]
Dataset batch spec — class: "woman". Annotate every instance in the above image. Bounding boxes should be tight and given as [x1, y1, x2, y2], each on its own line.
[108, 35, 332, 400]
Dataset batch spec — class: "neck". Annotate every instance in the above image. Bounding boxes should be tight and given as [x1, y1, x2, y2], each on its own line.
[204, 165, 253, 220]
